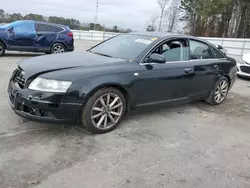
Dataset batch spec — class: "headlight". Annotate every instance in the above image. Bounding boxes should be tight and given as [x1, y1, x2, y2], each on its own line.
[28, 78, 72, 93]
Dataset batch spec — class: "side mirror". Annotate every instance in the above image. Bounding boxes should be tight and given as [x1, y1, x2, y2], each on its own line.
[216, 45, 223, 50]
[216, 45, 227, 56]
[149, 53, 166, 64]
[6, 27, 14, 35]
[6, 27, 13, 32]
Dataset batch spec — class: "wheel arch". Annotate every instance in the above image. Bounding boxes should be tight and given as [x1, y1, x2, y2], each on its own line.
[222, 74, 231, 88]
[50, 41, 67, 51]
[84, 83, 131, 112]
[0, 39, 7, 49]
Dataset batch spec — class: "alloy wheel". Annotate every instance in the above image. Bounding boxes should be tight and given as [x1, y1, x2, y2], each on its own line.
[91, 93, 123, 130]
[214, 80, 228, 103]
[53, 45, 65, 53]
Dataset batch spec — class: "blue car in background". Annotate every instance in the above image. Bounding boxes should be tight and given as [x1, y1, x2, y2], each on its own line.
[0, 20, 74, 56]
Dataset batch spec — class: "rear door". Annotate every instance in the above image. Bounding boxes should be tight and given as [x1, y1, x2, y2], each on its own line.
[135, 38, 194, 106]
[188, 39, 225, 98]
[35, 23, 56, 51]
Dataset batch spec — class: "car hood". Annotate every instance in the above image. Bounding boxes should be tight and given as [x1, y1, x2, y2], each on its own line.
[18, 51, 125, 77]
[242, 53, 250, 64]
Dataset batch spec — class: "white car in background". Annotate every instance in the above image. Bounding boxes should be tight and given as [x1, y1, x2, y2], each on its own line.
[237, 53, 250, 78]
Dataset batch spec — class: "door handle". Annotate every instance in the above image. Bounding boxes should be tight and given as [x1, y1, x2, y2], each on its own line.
[184, 68, 192, 74]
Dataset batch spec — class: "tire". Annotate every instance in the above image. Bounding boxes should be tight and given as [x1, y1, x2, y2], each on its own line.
[205, 76, 229, 105]
[51, 43, 66, 54]
[0, 42, 6, 57]
[81, 87, 126, 134]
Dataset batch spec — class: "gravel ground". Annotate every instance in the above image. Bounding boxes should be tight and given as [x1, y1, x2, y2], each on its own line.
[0, 40, 250, 188]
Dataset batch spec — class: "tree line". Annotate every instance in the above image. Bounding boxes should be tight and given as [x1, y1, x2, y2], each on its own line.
[180, 0, 250, 38]
[0, 9, 131, 33]
[146, 0, 250, 38]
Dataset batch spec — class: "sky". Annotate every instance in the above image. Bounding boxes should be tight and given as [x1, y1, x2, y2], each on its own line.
[1, 0, 159, 31]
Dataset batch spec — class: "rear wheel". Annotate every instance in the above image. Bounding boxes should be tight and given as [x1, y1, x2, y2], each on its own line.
[51, 43, 66, 54]
[81, 87, 126, 134]
[205, 77, 229, 105]
[0, 42, 6, 57]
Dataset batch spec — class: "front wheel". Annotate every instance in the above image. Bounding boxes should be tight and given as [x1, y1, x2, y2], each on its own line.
[205, 77, 229, 105]
[81, 87, 126, 134]
[51, 43, 66, 54]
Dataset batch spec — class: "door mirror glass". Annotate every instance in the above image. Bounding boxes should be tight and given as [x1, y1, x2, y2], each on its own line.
[149, 53, 166, 64]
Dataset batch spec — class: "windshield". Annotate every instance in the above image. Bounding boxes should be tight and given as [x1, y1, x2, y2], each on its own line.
[89, 34, 157, 60]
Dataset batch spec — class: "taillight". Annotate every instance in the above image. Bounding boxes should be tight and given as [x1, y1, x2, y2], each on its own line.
[67, 32, 73, 37]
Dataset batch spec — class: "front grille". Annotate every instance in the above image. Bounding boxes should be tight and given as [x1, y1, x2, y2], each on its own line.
[13, 68, 25, 89]
[240, 66, 250, 74]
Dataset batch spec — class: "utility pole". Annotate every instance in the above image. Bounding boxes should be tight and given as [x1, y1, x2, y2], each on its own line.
[94, 0, 99, 31]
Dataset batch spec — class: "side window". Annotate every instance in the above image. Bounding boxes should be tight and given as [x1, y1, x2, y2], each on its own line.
[152, 39, 189, 62]
[53, 26, 64, 33]
[210, 46, 225, 58]
[190, 40, 211, 60]
[13, 23, 35, 34]
[36, 24, 53, 33]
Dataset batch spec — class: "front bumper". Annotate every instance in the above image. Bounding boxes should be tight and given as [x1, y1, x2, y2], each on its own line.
[8, 81, 82, 124]
[237, 63, 250, 78]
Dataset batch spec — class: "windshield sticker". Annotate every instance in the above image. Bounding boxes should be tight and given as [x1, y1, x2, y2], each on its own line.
[151, 37, 158, 41]
[135, 39, 152, 45]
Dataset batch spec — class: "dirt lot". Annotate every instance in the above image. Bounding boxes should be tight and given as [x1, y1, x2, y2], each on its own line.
[1, 40, 250, 188]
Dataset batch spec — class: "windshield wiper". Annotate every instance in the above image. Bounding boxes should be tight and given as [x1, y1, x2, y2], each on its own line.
[90, 51, 113, 58]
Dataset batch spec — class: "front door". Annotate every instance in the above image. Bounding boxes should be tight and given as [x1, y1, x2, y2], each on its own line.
[134, 38, 194, 107]
[7, 22, 37, 51]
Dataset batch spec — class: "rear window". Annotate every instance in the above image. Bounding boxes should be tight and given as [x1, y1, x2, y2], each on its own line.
[53, 26, 64, 33]
[36, 23, 53, 32]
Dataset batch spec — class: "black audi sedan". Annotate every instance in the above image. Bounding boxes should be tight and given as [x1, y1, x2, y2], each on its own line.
[8, 32, 237, 133]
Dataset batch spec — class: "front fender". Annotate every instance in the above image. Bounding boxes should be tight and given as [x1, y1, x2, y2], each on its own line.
[70, 73, 137, 105]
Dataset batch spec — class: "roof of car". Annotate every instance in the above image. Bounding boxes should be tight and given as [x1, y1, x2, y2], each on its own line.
[35, 21, 69, 28]
[127, 32, 215, 46]
[128, 32, 189, 38]
[10, 20, 68, 28]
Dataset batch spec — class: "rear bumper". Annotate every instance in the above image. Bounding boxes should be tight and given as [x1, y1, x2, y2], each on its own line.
[67, 46, 74, 52]
[8, 82, 81, 124]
